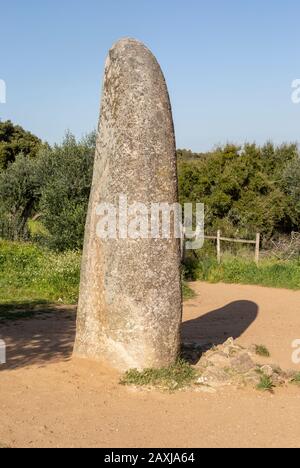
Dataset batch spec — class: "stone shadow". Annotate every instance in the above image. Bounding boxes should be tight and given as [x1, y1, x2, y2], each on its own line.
[181, 300, 258, 364]
[0, 302, 76, 371]
[0, 299, 258, 370]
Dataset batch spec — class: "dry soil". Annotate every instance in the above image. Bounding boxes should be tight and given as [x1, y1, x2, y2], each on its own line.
[1, 282, 300, 448]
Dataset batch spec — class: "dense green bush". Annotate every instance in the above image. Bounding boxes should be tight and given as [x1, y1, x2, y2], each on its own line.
[0, 124, 95, 250]
[0, 153, 41, 240]
[37, 132, 95, 250]
[178, 143, 299, 241]
[0, 120, 42, 170]
[281, 155, 300, 227]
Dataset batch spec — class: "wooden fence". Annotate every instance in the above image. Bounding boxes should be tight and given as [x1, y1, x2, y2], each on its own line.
[207, 231, 260, 265]
[182, 230, 261, 265]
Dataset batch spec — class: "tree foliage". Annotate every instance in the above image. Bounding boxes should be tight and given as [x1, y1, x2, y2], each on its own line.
[178, 143, 299, 240]
[0, 120, 42, 170]
[38, 132, 95, 250]
[0, 154, 41, 240]
[0, 123, 95, 249]
[0, 120, 299, 251]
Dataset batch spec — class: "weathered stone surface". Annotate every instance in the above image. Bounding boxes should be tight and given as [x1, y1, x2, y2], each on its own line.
[243, 369, 262, 387]
[260, 365, 274, 377]
[73, 38, 182, 370]
[208, 351, 230, 368]
[197, 368, 231, 388]
[230, 353, 255, 374]
[191, 338, 290, 390]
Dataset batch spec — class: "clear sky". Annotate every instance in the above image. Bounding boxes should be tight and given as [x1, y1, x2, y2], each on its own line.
[1, 0, 300, 151]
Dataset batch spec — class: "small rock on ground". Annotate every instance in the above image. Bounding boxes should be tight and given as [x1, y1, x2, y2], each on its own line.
[182, 337, 297, 391]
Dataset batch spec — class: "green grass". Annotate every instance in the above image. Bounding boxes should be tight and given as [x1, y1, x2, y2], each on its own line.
[182, 282, 196, 300]
[0, 240, 81, 305]
[255, 345, 271, 358]
[256, 374, 275, 393]
[291, 372, 300, 385]
[184, 252, 300, 290]
[120, 359, 198, 391]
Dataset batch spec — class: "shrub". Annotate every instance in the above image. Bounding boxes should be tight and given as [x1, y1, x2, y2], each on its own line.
[37, 132, 95, 251]
[255, 345, 271, 358]
[256, 374, 275, 392]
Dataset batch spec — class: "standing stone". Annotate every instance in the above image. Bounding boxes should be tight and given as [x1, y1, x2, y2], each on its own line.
[73, 38, 182, 370]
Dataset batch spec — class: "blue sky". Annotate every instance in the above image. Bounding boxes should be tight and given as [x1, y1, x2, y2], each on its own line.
[1, 0, 300, 151]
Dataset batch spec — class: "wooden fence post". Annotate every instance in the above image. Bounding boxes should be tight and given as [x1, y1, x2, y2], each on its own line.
[255, 233, 260, 265]
[217, 230, 221, 264]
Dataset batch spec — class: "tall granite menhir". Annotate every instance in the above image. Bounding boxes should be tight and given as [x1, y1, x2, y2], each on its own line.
[74, 38, 182, 370]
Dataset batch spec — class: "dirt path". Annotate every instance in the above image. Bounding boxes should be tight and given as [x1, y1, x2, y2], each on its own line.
[1, 282, 300, 448]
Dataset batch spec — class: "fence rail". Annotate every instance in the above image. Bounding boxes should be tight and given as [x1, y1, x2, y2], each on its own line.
[182, 231, 261, 265]
[206, 230, 260, 265]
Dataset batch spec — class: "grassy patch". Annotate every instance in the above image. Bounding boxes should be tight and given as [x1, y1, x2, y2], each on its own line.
[0, 240, 81, 305]
[184, 251, 300, 290]
[256, 374, 275, 393]
[120, 359, 198, 391]
[255, 345, 271, 358]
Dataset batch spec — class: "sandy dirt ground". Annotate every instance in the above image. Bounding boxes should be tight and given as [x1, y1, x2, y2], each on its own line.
[1, 282, 300, 448]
